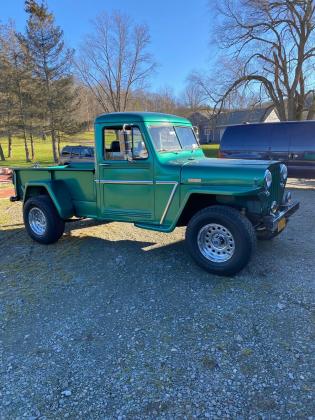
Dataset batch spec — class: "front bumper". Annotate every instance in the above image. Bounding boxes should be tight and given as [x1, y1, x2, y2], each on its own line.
[263, 200, 299, 232]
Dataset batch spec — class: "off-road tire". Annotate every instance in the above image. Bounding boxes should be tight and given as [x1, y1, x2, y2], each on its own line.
[23, 195, 65, 244]
[185, 205, 256, 276]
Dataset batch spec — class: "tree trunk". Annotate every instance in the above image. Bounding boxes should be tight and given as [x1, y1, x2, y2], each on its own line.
[7, 132, 12, 158]
[29, 130, 35, 160]
[23, 132, 31, 162]
[51, 129, 58, 162]
[57, 131, 61, 157]
[0, 144, 5, 161]
[307, 94, 315, 120]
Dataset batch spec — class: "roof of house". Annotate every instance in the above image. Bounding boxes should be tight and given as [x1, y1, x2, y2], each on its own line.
[188, 112, 211, 126]
[189, 106, 276, 128]
[210, 106, 275, 127]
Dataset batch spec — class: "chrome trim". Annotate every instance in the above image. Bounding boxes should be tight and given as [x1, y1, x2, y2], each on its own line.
[95, 179, 153, 185]
[159, 182, 179, 224]
[28, 207, 47, 236]
[263, 201, 299, 231]
[156, 181, 178, 185]
[197, 223, 235, 263]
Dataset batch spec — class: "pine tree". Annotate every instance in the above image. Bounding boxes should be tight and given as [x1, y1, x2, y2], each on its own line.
[21, 0, 78, 162]
[0, 25, 15, 159]
[0, 24, 32, 162]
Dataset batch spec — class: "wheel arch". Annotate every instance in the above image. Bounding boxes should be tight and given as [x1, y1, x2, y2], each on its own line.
[23, 181, 74, 219]
[176, 191, 243, 227]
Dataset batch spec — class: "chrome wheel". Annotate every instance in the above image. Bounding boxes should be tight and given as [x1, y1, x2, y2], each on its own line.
[28, 207, 47, 236]
[197, 223, 235, 263]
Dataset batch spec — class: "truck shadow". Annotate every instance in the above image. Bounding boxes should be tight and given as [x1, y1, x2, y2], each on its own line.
[3, 202, 300, 287]
[0, 218, 267, 287]
[0, 219, 218, 280]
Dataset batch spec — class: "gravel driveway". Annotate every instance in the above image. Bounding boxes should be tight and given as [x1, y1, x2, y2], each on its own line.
[0, 181, 314, 419]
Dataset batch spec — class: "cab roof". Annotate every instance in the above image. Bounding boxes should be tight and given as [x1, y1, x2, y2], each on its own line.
[94, 112, 191, 125]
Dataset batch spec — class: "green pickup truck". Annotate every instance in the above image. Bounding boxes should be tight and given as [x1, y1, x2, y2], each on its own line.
[11, 112, 299, 276]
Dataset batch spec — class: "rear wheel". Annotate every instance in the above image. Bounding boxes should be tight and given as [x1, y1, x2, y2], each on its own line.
[23, 195, 65, 244]
[185, 206, 256, 276]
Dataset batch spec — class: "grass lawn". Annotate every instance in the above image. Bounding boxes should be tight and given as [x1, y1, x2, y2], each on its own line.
[0, 132, 94, 168]
[201, 144, 219, 158]
[0, 131, 219, 167]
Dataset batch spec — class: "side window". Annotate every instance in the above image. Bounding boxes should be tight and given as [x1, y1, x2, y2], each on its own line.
[104, 127, 127, 160]
[80, 147, 94, 158]
[103, 126, 148, 160]
[71, 147, 80, 157]
[290, 123, 315, 150]
[61, 147, 71, 157]
[269, 125, 290, 150]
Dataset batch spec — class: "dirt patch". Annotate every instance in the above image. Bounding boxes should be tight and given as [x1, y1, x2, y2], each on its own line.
[0, 175, 12, 183]
[0, 187, 14, 199]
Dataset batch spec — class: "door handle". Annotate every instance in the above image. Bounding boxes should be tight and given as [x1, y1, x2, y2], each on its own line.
[99, 163, 110, 166]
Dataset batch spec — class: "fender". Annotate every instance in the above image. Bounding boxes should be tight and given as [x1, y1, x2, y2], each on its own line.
[135, 185, 262, 233]
[23, 180, 74, 219]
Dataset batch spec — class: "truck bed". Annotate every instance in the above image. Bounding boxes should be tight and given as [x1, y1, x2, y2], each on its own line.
[13, 163, 97, 218]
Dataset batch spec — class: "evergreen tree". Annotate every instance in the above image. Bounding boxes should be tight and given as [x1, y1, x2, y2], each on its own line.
[0, 24, 32, 162]
[21, 0, 78, 162]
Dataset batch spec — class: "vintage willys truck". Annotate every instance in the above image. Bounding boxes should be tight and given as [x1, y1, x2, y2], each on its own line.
[11, 112, 299, 276]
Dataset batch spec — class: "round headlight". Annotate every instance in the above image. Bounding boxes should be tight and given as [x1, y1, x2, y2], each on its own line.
[264, 169, 272, 189]
[280, 164, 288, 182]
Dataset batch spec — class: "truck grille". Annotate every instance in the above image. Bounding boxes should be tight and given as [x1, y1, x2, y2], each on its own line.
[267, 165, 284, 209]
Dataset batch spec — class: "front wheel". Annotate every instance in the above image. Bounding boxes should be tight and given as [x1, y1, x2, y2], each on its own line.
[185, 206, 256, 276]
[23, 195, 65, 244]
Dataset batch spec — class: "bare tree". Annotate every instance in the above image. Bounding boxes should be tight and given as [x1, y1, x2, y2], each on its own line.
[182, 81, 205, 112]
[75, 83, 103, 129]
[199, 0, 315, 120]
[76, 11, 156, 113]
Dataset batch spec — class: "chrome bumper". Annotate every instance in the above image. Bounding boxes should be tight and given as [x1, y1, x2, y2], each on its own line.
[263, 201, 300, 232]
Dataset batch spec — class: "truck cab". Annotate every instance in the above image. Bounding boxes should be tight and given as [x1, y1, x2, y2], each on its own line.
[94, 112, 202, 229]
[11, 112, 299, 276]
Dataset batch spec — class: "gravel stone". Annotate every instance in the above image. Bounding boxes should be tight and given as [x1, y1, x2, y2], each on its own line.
[61, 390, 72, 397]
[0, 182, 314, 418]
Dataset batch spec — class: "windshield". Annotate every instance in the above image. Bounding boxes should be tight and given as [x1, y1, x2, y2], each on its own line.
[148, 125, 198, 152]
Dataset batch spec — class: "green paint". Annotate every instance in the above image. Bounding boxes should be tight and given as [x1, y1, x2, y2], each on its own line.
[12, 112, 291, 232]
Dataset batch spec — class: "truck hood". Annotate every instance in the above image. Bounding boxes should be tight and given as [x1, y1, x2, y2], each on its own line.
[180, 157, 277, 188]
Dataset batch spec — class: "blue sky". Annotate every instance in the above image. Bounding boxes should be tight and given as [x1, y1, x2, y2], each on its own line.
[1, 0, 216, 95]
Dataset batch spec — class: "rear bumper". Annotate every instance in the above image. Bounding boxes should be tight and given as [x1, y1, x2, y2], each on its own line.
[262, 201, 299, 232]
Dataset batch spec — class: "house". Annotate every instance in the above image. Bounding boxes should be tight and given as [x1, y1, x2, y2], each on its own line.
[189, 105, 279, 144]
